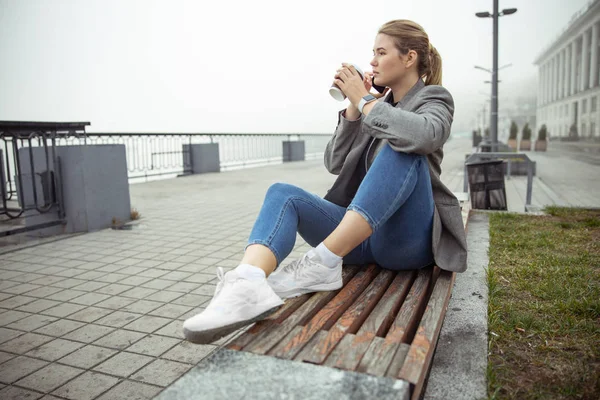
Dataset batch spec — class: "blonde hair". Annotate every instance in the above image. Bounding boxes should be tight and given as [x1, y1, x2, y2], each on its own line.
[378, 20, 442, 86]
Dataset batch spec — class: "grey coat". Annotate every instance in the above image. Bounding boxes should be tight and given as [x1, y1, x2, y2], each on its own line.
[323, 79, 467, 273]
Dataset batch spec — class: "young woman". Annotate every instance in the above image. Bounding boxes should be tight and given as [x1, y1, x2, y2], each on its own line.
[183, 19, 468, 344]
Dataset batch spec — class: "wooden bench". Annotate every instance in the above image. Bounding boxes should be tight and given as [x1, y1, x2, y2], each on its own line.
[228, 198, 470, 400]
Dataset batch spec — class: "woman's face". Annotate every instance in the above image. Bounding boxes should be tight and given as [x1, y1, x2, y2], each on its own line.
[370, 33, 408, 87]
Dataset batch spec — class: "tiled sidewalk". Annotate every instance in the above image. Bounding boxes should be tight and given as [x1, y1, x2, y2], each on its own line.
[0, 159, 334, 399]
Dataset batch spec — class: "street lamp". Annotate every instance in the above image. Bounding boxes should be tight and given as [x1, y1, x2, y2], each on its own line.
[476, 1, 517, 152]
[474, 63, 512, 74]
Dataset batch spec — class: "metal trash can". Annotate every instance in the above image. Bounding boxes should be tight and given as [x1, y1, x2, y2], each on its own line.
[478, 143, 492, 153]
[465, 159, 507, 210]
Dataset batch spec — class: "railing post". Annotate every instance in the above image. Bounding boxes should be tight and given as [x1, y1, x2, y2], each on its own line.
[526, 157, 533, 206]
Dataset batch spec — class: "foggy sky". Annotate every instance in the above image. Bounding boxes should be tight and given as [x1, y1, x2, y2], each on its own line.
[0, 0, 591, 134]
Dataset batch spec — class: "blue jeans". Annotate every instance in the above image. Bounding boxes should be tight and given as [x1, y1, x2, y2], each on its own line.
[247, 144, 435, 271]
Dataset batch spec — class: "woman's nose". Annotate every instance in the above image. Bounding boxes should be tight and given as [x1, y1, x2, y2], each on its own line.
[370, 57, 377, 66]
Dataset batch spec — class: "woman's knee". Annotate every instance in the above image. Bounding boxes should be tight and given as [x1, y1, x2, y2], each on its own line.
[266, 182, 309, 202]
[368, 145, 427, 178]
[379, 143, 423, 162]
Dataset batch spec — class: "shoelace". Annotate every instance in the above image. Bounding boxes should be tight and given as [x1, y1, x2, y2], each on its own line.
[206, 267, 229, 308]
[280, 253, 319, 281]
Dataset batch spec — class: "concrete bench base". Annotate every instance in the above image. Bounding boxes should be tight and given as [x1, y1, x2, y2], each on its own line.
[156, 349, 409, 400]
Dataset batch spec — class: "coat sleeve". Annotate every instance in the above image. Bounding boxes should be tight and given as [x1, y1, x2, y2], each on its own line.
[324, 110, 363, 175]
[361, 85, 454, 155]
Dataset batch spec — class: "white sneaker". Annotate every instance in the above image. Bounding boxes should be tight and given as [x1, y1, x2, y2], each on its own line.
[183, 267, 284, 344]
[267, 249, 343, 299]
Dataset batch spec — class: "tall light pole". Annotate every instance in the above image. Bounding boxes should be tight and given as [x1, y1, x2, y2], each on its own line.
[476, 2, 517, 152]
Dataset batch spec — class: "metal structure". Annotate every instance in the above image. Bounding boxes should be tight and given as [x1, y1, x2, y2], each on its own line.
[464, 152, 534, 209]
[476, 1, 518, 152]
[0, 121, 90, 237]
[57, 133, 330, 182]
[0, 124, 330, 237]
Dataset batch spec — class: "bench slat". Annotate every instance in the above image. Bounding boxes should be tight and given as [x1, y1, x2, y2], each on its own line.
[269, 264, 380, 359]
[356, 268, 432, 376]
[398, 269, 455, 398]
[384, 268, 432, 343]
[385, 340, 411, 379]
[242, 265, 360, 354]
[322, 270, 416, 371]
[227, 294, 310, 351]
[357, 337, 397, 375]
[295, 269, 395, 364]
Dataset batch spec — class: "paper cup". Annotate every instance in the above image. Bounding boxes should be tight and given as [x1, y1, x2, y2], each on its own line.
[329, 86, 346, 101]
[329, 63, 364, 101]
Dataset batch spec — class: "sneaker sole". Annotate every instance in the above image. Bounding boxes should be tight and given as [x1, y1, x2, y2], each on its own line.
[274, 280, 343, 299]
[183, 305, 281, 345]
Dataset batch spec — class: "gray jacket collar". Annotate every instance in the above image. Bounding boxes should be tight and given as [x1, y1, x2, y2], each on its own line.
[383, 78, 425, 107]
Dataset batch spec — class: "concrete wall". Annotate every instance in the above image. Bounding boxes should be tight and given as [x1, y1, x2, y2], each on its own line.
[183, 143, 220, 174]
[282, 141, 305, 162]
[17, 144, 131, 233]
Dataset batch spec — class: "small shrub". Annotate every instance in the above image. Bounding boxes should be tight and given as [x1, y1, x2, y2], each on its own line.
[522, 123, 532, 141]
[509, 121, 518, 140]
[538, 124, 547, 141]
[130, 208, 141, 220]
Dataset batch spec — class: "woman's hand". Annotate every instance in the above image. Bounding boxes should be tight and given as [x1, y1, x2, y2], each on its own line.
[333, 63, 370, 108]
[365, 72, 390, 99]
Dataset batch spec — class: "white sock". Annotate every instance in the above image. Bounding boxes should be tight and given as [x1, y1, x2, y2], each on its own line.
[314, 242, 343, 268]
[235, 264, 266, 282]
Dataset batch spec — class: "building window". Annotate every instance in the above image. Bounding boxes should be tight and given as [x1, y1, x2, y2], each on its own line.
[582, 99, 587, 113]
[592, 123, 597, 138]
[592, 96, 598, 112]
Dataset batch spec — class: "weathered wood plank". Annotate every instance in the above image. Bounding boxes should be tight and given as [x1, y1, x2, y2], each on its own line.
[269, 264, 380, 359]
[356, 336, 400, 376]
[398, 269, 455, 400]
[385, 340, 410, 378]
[243, 265, 360, 355]
[295, 269, 395, 364]
[322, 333, 357, 368]
[226, 294, 310, 350]
[226, 330, 257, 351]
[385, 268, 433, 344]
[353, 268, 432, 376]
[323, 270, 416, 371]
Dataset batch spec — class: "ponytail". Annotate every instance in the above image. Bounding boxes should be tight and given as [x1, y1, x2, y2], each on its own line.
[425, 44, 442, 86]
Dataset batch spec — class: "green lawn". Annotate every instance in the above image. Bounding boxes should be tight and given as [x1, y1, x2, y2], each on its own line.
[487, 207, 600, 399]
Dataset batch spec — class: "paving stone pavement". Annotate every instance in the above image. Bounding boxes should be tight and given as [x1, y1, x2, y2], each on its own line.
[0, 135, 595, 399]
[0, 151, 341, 399]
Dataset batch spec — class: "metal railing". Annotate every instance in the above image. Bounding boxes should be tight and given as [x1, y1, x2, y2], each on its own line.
[0, 125, 331, 236]
[57, 133, 331, 182]
[0, 121, 89, 236]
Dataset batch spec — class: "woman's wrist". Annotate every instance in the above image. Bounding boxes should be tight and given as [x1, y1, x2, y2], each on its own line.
[343, 105, 361, 121]
[360, 100, 377, 116]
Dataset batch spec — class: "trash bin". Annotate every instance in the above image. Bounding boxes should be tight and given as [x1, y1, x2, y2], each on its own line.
[478, 143, 492, 153]
[465, 159, 507, 210]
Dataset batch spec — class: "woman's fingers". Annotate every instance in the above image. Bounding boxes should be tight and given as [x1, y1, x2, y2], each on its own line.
[341, 63, 357, 76]
[333, 78, 345, 88]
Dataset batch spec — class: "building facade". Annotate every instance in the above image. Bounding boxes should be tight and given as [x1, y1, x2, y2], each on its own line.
[535, 0, 600, 139]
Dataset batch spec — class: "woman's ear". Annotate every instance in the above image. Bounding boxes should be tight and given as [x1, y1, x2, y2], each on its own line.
[405, 50, 418, 69]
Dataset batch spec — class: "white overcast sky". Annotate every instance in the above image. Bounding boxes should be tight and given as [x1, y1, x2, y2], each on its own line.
[0, 0, 591, 133]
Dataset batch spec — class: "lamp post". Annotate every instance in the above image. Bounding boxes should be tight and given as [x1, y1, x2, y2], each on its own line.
[476, 2, 517, 152]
